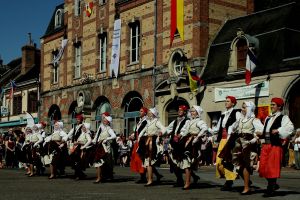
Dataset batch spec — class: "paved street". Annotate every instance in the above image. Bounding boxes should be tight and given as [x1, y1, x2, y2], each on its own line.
[0, 165, 299, 200]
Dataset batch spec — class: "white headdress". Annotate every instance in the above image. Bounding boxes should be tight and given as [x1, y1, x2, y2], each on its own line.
[149, 107, 158, 118]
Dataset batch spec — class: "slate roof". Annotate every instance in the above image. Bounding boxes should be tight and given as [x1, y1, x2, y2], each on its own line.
[42, 3, 65, 38]
[202, 2, 300, 83]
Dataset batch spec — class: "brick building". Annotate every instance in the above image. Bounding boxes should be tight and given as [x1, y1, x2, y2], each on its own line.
[40, 0, 253, 135]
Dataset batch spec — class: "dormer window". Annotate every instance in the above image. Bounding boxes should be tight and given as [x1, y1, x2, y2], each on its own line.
[228, 31, 259, 73]
[55, 9, 63, 28]
[236, 39, 248, 70]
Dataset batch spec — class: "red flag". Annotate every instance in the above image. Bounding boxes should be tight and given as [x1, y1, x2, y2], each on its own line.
[170, 0, 177, 47]
[8, 80, 17, 99]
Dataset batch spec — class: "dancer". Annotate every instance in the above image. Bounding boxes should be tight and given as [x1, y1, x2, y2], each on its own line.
[92, 113, 116, 183]
[130, 107, 148, 183]
[179, 105, 208, 190]
[259, 97, 294, 197]
[138, 107, 165, 186]
[214, 96, 241, 191]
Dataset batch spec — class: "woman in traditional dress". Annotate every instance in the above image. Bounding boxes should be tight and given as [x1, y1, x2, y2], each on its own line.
[138, 107, 166, 187]
[179, 105, 208, 190]
[130, 107, 148, 183]
[44, 121, 67, 179]
[230, 101, 263, 194]
[65, 122, 92, 180]
[92, 114, 116, 183]
[25, 124, 43, 177]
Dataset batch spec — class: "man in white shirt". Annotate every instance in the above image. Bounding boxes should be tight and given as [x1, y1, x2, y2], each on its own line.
[259, 97, 294, 197]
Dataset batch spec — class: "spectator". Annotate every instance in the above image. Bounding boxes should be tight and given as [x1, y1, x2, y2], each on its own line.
[0, 135, 5, 168]
[5, 135, 16, 168]
[118, 135, 130, 167]
[292, 128, 300, 170]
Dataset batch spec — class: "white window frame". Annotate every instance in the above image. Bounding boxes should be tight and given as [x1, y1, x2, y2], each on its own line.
[74, 45, 82, 79]
[74, 0, 82, 16]
[99, 34, 107, 72]
[54, 9, 62, 28]
[130, 22, 140, 63]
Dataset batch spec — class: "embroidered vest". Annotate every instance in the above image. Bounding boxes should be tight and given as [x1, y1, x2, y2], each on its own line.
[217, 109, 238, 142]
[262, 114, 283, 146]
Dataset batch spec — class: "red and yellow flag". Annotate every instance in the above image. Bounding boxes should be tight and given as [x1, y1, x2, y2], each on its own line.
[85, 2, 93, 17]
[170, 0, 184, 47]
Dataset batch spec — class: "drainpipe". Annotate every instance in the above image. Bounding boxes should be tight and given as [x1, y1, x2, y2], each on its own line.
[152, 0, 158, 107]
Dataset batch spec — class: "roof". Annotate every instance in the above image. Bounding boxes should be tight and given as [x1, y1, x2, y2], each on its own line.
[15, 64, 39, 83]
[42, 3, 65, 38]
[202, 2, 300, 83]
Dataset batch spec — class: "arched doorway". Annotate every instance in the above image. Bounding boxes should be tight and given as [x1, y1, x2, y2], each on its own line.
[93, 96, 111, 129]
[48, 104, 61, 133]
[121, 91, 144, 137]
[287, 79, 300, 129]
[165, 97, 190, 125]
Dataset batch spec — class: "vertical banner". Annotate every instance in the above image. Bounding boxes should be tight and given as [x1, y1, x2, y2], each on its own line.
[170, 0, 177, 46]
[110, 19, 121, 78]
[170, 0, 184, 47]
[176, 0, 184, 41]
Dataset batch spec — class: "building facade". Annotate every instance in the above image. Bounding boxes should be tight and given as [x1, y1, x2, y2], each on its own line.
[0, 43, 40, 131]
[40, 0, 252, 135]
[200, 2, 300, 128]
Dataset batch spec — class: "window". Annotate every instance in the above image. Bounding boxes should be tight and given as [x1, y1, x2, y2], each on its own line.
[54, 9, 63, 28]
[13, 95, 22, 115]
[53, 66, 59, 84]
[98, 33, 107, 72]
[129, 21, 140, 63]
[74, 43, 82, 79]
[52, 53, 59, 84]
[74, 0, 82, 16]
[99, 0, 106, 6]
[236, 39, 248, 70]
[28, 91, 38, 113]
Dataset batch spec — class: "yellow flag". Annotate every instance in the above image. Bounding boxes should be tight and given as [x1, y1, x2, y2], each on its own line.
[176, 0, 184, 41]
[187, 65, 198, 92]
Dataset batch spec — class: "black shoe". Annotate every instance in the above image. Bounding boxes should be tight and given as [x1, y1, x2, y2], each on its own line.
[144, 182, 155, 187]
[263, 190, 275, 197]
[193, 175, 200, 184]
[136, 179, 147, 184]
[240, 190, 251, 195]
[182, 185, 190, 190]
[273, 184, 280, 191]
[173, 182, 184, 187]
[156, 174, 163, 182]
[93, 180, 101, 184]
[220, 181, 233, 191]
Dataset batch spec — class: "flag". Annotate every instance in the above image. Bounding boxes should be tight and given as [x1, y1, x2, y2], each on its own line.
[186, 65, 203, 92]
[85, 2, 93, 17]
[110, 19, 121, 78]
[245, 48, 257, 85]
[170, 0, 184, 47]
[9, 80, 17, 99]
[52, 39, 68, 66]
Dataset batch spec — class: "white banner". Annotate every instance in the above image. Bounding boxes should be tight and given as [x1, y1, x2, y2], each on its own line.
[214, 81, 269, 102]
[110, 19, 121, 78]
[52, 39, 68, 66]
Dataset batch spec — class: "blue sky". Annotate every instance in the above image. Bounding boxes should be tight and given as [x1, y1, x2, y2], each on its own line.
[0, 0, 63, 64]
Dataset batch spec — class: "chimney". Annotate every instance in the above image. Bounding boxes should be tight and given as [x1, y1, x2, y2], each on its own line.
[21, 33, 38, 75]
